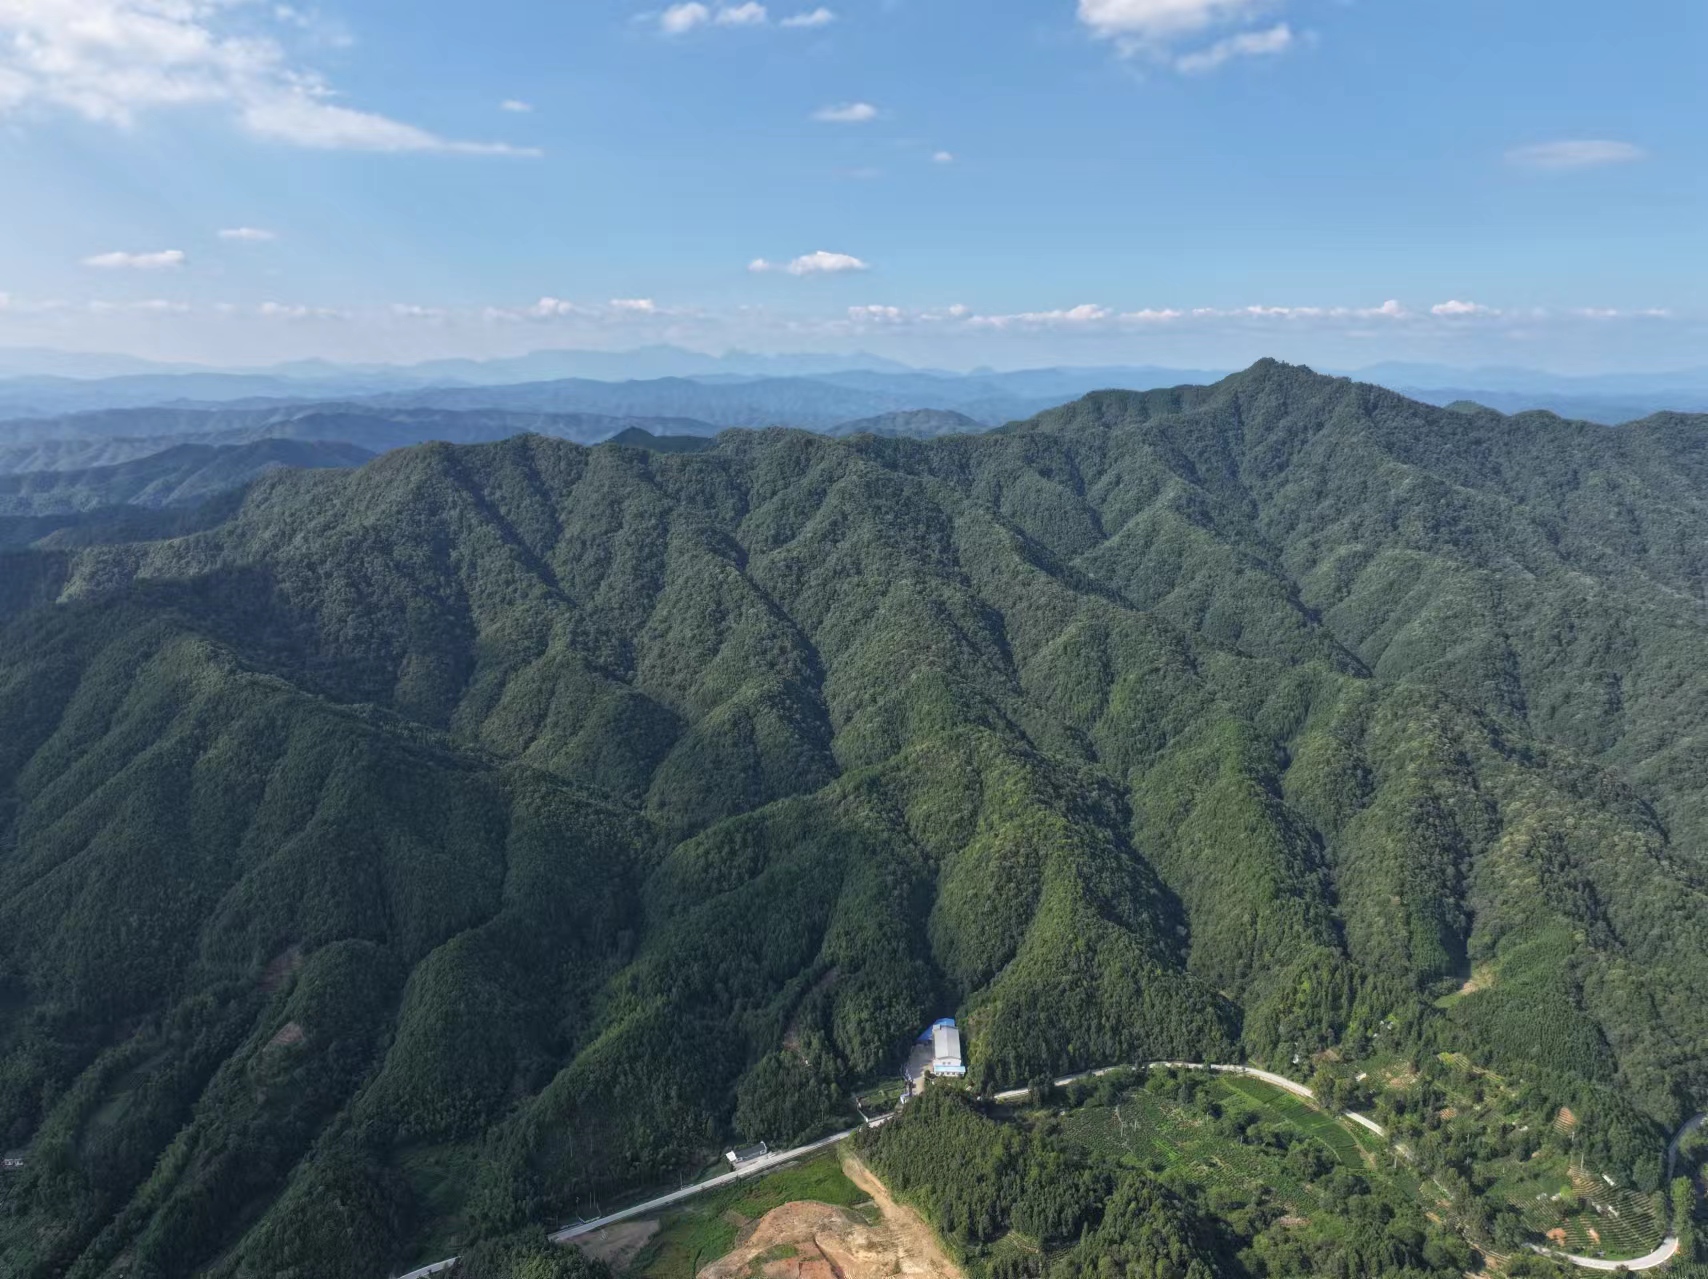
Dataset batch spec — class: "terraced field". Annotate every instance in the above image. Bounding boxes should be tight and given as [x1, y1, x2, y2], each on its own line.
[1219, 1076, 1367, 1167]
[1550, 1179, 1667, 1261]
[1054, 1075, 1370, 1220]
[1484, 1139, 1667, 1260]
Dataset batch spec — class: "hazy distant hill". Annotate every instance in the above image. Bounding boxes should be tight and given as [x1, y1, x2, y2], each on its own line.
[0, 438, 371, 516]
[0, 403, 722, 453]
[1, 362, 1706, 1276]
[4, 348, 1707, 426]
[603, 426, 719, 453]
[829, 408, 987, 437]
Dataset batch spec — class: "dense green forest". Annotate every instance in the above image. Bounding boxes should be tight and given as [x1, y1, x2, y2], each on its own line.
[0, 361, 1706, 1276]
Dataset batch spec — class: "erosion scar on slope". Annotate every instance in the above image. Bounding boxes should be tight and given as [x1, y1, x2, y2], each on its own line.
[697, 1150, 962, 1279]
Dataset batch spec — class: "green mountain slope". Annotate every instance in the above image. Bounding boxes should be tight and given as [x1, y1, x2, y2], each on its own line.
[0, 361, 1705, 1277]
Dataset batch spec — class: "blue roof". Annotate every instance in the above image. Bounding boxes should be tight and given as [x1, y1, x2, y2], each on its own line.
[916, 1017, 958, 1043]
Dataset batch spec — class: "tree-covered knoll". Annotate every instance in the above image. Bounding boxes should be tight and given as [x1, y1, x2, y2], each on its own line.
[0, 360, 1705, 1275]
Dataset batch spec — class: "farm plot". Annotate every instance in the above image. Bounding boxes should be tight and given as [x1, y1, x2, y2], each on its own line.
[1550, 1181, 1667, 1261]
[1486, 1153, 1667, 1259]
[1053, 1077, 1372, 1218]
[1218, 1076, 1365, 1168]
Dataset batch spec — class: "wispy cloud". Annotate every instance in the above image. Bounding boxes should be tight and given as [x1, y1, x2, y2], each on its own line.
[500, 99, 534, 113]
[717, 2, 769, 25]
[84, 249, 187, 270]
[932, 150, 955, 164]
[610, 298, 659, 313]
[660, 4, 711, 34]
[1176, 23, 1293, 73]
[258, 301, 344, 320]
[89, 298, 190, 314]
[1078, 0, 1278, 51]
[812, 101, 878, 123]
[1506, 140, 1646, 171]
[750, 250, 871, 275]
[781, 7, 836, 27]
[219, 227, 277, 242]
[0, 1, 536, 154]
[660, 2, 776, 32]
[1431, 299, 1498, 317]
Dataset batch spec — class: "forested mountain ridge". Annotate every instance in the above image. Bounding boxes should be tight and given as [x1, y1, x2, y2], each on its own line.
[1, 360, 1706, 1278]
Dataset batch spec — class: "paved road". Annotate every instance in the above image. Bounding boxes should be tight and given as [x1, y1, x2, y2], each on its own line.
[391, 1122, 890, 1279]
[992, 1060, 1386, 1137]
[550, 1120, 890, 1244]
[391, 1065, 1700, 1278]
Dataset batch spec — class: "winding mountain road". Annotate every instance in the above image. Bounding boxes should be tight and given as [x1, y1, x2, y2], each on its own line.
[389, 1063, 1701, 1278]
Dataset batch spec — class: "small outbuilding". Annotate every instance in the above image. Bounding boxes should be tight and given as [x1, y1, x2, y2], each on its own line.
[725, 1143, 769, 1168]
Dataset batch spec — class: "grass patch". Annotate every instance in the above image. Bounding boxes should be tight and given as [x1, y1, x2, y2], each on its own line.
[627, 1151, 868, 1279]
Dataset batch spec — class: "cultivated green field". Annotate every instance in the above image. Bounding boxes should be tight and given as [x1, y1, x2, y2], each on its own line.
[1048, 1072, 1372, 1224]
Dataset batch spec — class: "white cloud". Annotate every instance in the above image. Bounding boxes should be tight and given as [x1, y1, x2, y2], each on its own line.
[219, 226, 276, 242]
[84, 249, 186, 270]
[239, 95, 534, 154]
[848, 304, 905, 322]
[258, 301, 342, 319]
[1569, 306, 1671, 320]
[781, 7, 836, 27]
[1078, 0, 1272, 46]
[1432, 299, 1497, 317]
[0, 0, 536, 154]
[751, 250, 870, 275]
[970, 304, 1114, 329]
[610, 297, 658, 313]
[500, 99, 533, 113]
[89, 297, 190, 314]
[391, 303, 447, 319]
[527, 296, 585, 318]
[716, 2, 768, 25]
[661, 2, 770, 32]
[1175, 22, 1292, 73]
[932, 150, 954, 164]
[1506, 140, 1646, 172]
[812, 101, 878, 123]
[660, 3, 712, 33]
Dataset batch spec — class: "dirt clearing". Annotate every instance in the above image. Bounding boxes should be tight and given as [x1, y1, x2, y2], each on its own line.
[575, 1220, 662, 1272]
[699, 1151, 961, 1279]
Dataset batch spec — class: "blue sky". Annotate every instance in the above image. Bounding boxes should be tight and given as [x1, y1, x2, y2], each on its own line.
[0, 0, 1702, 371]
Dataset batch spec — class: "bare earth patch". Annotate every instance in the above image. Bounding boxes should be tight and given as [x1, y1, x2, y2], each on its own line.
[575, 1220, 661, 1272]
[699, 1151, 962, 1279]
[1456, 963, 1495, 997]
[260, 946, 304, 993]
[265, 1021, 306, 1052]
